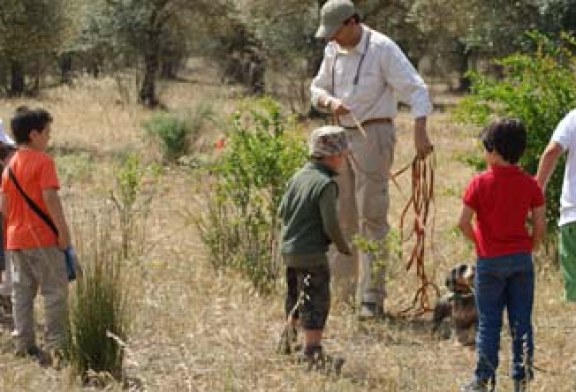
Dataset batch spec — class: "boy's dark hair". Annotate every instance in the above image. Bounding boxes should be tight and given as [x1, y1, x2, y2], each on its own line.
[10, 106, 53, 145]
[481, 118, 526, 164]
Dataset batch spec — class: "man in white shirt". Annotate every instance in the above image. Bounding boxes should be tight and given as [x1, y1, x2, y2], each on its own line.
[310, 0, 433, 319]
[536, 109, 576, 302]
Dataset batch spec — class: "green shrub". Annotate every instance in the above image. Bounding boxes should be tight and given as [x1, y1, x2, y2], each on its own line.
[454, 32, 576, 232]
[353, 230, 403, 287]
[66, 218, 130, 382]
[144, 113, 188, 160]
[195, 97, 307, 294]
[143, 104, 213, 161]
[110, 153, 160, 259]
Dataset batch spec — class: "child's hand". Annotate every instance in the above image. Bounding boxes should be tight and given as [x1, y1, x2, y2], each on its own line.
[58, 234, 71, 250]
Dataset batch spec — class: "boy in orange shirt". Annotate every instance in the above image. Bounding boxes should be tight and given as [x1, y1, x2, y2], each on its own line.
[0, 107, 71, 362]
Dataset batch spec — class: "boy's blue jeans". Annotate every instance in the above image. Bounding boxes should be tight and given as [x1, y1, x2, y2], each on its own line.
[474, 253, 534, 384]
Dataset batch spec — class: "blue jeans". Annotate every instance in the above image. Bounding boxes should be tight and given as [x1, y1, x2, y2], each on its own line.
[474, 253, 534, 384]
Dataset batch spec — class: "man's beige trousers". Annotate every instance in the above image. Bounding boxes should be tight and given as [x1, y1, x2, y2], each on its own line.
[329, 121, 396, 306]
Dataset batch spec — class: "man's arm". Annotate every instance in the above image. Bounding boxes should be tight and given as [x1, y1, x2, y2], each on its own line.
[310, 46, 353, 117]
[311, 74, 350, 116]
[42, 188, 71, 249]
[310, 53, 334, 112]
[531, 205, 546, 251]
[458, 205, 476, 243]
[414, 117, 433, 158]
[312, 94, 350, 116]
[536, 141, 564, 191]
[381, 41, 433, 157]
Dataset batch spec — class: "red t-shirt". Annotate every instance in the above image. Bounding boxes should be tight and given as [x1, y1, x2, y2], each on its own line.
[1, 149, 60, 250]
[463, 165, 545, 258]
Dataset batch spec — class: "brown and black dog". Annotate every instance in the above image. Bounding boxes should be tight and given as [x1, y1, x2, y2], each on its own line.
[432, 264, 477, 346]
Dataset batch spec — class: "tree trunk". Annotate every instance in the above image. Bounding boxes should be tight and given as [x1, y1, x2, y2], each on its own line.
[30, 59, 41, 96]
[453, 42, 472, 93]
[160, 58, 178, 79]
[0, 61, 7, 94]
[160, 47, 183, 80]
[139, 34, 160, 107]
[9, 61, 25, 96]
[90, 61, 100, 78]
[60, 53, 73, 84]
[247, 53, 265, 95]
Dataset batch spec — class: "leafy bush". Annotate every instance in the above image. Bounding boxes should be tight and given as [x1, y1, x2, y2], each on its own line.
[110, 153, 160, 259]
[195, 97, 307, 294]
[144, 104, 213, 161]
[454, 32, 576, 232]
[353, 229, 403, 282]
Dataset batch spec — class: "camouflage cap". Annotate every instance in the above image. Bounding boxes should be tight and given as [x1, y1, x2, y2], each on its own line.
[309, 125, 349, 158]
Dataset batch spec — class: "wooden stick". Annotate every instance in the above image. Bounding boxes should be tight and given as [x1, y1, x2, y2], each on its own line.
[349, 112, 368, 138]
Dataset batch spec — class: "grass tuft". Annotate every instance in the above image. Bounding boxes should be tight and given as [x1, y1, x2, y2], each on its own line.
[66, 221, 130, 383]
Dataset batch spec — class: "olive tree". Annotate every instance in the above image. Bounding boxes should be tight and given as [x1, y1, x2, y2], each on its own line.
[0, 0, 68, 95]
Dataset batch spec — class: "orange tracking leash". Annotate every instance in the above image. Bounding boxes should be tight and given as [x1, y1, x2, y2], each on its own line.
[395, 153, 439, 316]
[340, 112, 439, 315]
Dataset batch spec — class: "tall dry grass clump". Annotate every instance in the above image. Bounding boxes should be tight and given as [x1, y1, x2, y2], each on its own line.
[66, 209, 131, 383]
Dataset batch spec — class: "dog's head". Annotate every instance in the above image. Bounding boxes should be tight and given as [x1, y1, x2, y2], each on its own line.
[445, 264, 475, 295]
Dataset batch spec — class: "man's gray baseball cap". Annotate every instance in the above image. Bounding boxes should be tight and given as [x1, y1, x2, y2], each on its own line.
[315, 0, 357, 39]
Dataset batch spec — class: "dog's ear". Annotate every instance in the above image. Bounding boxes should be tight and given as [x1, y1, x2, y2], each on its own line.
[446, 263, 468, 292]
[464, 264, 475, 285]
[457, 263, 469, 277]
[446, 264, 475, 293]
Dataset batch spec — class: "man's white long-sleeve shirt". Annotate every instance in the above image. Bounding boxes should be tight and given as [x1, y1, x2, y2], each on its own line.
[310, 25, 432, 128]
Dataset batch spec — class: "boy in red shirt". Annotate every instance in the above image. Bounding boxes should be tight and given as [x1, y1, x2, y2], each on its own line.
[0, 107, 71, 363]
[458, 119, 546, 392]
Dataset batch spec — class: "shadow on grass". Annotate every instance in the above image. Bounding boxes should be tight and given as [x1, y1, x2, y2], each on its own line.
[352, 311, 436, 347]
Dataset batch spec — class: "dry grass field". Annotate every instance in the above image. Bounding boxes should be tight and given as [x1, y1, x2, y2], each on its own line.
[0, 68, 574, 392]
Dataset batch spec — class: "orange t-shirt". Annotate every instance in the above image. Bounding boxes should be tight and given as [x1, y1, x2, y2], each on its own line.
[1, 149, 60, 250]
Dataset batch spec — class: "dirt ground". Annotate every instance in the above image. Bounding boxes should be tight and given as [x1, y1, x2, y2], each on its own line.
[0, 72, 575, 392]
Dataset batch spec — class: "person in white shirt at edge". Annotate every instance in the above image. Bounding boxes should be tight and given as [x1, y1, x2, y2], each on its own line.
[536, 109, 576, 303]
[310, 0, 434, 319]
